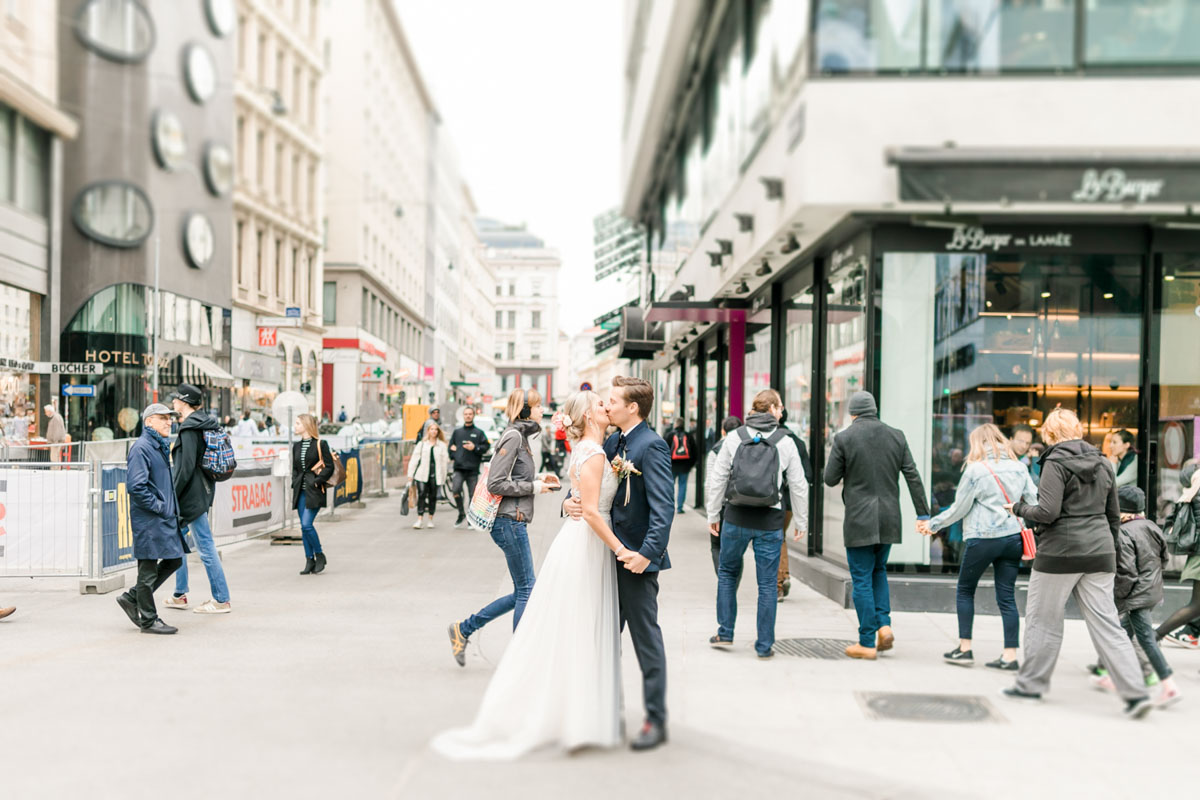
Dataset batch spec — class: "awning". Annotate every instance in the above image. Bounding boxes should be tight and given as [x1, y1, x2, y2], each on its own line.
[181, 355, 235, 388]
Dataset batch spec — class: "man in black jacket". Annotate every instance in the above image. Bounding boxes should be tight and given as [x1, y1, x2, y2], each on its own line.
[449, 406, 490, 528]
[825, 391, 929, 659]
[164, 384, 232, 614]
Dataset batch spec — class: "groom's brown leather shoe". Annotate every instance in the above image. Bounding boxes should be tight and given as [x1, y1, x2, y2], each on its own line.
[0, 606, 14, 620]
[845, 643, 878, 660]
[876, 626, 895, 652]
[630, 721, 667, 751]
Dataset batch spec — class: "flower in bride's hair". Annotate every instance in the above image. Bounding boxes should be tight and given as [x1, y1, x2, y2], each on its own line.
[560, 414, 573, 428]
[551, 411, 569, 433]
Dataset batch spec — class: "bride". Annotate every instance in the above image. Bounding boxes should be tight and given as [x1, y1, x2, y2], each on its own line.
[431, 390, 626, 760]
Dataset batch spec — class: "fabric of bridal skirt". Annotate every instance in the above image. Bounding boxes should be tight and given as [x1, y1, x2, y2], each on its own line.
[431, 516, 621, 760]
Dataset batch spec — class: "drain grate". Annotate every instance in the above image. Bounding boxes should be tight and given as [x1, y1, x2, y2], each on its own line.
[856, 692, 1002, 723]
[774, 637, 858, 659]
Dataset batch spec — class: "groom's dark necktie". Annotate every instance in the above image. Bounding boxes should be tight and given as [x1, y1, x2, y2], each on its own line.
[616, 432, 627, 457]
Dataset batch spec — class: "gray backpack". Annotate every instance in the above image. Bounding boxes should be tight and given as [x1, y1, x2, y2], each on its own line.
[726, 427, 786, 507]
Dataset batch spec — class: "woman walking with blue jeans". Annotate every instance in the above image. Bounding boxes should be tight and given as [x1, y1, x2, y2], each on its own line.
[920, 424, 1037, 670]
[446, 388, 559, 667]
[292, 414, 335, 575]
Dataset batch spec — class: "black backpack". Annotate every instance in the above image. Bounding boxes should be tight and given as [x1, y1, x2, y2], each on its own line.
[725, 427, 786, 507]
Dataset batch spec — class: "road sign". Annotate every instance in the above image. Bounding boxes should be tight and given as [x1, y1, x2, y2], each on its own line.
[61, 384, 96, 397]
[285, 307, 301, 318]
[258, 327, 278, 347]
[580, 382, 592, 391]
[256, 316, 302, 327]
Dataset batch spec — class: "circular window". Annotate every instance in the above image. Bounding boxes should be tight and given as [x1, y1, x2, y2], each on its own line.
[74, 0, 155, 63]
[151, 110, 187, 170]
[202, 142, 234, 197]
[182, 213, 215, 268]
[183, 43, 217, 103]
[72, 181, 154, 248]
[204, 0, 236, 37]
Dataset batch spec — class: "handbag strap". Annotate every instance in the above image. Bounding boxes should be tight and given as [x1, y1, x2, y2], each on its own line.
[982, 462, 1027, 527]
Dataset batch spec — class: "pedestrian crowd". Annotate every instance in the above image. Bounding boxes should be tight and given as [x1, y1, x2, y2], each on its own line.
[695, 389, 1195, 719]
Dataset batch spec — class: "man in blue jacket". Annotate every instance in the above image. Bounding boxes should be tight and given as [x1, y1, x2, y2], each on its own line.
[115, 404, 190, 635]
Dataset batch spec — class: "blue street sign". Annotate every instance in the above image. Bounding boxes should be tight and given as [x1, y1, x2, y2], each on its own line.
[580, 382, 592, 391]
[285, 306, 301, 318]
[62, 384, 96, 397]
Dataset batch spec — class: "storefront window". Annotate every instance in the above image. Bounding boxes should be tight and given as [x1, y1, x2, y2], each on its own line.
[1085, 0, 1200, 66]
[784, 287, 816, 445]
[685, 359, 699, 434]
[1154, 253, 1200, 520]
[277, 344, 287, 394]
[926, 0, 1076, 71]
[291, 346, 302, 391]
[815, 0, 923, 73]
[745, 316, 772, 412]
[823, 258, 868, 564]
[884, 249, 1143, 568]
[0, 285, 38, 446]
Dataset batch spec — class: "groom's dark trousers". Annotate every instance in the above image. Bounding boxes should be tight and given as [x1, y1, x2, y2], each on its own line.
[617, 567, 667, 725]
[605, 420, 674, 728]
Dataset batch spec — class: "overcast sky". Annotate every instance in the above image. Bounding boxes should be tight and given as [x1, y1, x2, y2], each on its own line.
[395, 0, 633, 335]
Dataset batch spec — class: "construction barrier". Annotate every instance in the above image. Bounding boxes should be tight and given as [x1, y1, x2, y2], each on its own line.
[0, 463, 92, 577]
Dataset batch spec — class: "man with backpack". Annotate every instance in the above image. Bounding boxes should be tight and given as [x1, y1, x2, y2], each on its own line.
[668, 418, 697, 514]
[704, 389, 808, 659]
[164, 383, 234, 614]
[825, 391, 929, 660]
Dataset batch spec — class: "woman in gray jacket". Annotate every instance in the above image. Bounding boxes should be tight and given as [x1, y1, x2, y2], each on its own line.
[921, 424, 1036, 670]
[446, 388, 559, 667]
[1000, 409, 1152, 718]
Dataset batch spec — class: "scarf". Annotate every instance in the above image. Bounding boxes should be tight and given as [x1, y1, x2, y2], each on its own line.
[146, 427, 172, 461]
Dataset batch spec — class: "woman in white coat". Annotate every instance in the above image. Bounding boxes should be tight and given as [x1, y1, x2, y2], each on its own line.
[408, 422, 450, 529]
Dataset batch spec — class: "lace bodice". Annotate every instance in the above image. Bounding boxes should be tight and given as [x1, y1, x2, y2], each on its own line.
[570, 439, 618, 517]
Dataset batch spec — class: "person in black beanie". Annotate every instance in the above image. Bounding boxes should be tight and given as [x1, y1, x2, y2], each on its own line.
[825, 390, 929, 659]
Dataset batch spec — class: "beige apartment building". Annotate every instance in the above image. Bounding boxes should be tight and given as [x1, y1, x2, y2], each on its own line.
[322, 0, 434, 419]
[231, 0, 325, 417]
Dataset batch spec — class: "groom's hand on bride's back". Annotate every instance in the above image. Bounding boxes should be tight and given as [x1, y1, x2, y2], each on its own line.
[563, 493, 584, 520]
[620, 551, 650, 573]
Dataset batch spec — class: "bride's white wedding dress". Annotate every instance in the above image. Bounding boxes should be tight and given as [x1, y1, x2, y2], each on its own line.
[431, 439, 621, 760]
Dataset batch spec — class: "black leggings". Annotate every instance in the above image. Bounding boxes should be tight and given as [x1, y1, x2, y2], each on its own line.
[417, 474, 439, 515]
[1156, 581, 1200, 640]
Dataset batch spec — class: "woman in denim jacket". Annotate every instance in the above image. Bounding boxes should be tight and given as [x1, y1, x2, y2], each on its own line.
[920, 424, 1037, 670]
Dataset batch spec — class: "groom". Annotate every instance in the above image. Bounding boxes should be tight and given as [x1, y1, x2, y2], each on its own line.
[565, 375, 673, 751]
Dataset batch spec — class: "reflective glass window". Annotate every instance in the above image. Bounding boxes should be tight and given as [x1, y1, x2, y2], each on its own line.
[1154, 254, 1200, 521]
[926, 0, 1076, 71]
[16, 117, 48, 216]
[815, 0, 923, 72]
[1085, 0, 1200, 65]
[72, 182, 153, 248]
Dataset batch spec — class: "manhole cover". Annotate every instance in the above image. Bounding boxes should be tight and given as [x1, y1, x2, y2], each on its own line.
[856, 692, 1002, 723]
[774, 638, 857, 659]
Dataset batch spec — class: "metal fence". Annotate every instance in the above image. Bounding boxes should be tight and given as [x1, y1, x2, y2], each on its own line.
[0, 462, 94, 578]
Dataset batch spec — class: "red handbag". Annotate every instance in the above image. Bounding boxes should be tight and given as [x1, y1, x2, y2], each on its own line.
[983, 463, 1036, 561]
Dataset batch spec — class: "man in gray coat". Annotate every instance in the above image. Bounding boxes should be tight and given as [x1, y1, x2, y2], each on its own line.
[44, 403, 66, 463]
[824, 391, 929, 659]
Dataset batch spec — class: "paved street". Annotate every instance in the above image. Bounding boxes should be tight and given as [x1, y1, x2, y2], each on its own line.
[1, 483, 1193, 800]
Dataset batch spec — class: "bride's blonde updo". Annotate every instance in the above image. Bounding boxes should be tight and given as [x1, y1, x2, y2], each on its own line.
[561, 390, 599, 443]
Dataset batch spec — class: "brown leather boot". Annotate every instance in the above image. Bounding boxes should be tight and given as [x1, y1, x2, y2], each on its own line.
[845, 643, 878, 660]
[877, 626, 895, 652]
[0, 606, 14, 620]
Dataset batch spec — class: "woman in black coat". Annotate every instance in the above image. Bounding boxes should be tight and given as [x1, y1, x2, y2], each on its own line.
[292, 413, 335, 575]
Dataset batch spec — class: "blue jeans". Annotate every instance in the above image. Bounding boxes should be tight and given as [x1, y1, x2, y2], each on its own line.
[460, 516, 535, 638]
[846, 544, 892, 648]
[296, 500, 322, 558]
[174, 512, 230, 603]
[674, 471, 689, 512]
[956, 534, 1022, 648]
[716, 522, 783, 656]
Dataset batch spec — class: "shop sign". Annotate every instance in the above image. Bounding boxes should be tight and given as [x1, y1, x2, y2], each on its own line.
[945, 225, 1072, 252]
[361, 365, 386, 382]
[1071, 169, 1163, 204]
[285, 307, 301, 318]
[0, 357, 104, 375]
[594, 329, 619, 354]
[232, 348, 282, 383]
[258, 327, 278, 347]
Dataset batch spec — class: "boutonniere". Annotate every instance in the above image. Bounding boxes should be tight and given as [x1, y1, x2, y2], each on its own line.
[611, 456, 641, 506]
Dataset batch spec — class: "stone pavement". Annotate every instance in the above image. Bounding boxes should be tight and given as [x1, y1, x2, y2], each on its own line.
[0, 484, 1192, 800]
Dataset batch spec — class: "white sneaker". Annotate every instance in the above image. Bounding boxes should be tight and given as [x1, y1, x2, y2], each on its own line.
[163, 594, 188, 610]
[425, 519, 436, 530]
[193, 600, 232, 614]
[412, 519, 423, 530]
[1155, 683, 1183, 708]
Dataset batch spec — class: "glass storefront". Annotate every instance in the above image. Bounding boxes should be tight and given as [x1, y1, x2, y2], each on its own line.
[744, 315, 773, 415]
[0, 284, 40, 447]
[1154, 253, 1200, 519]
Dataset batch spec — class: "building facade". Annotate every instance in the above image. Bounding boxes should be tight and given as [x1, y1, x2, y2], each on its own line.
[477, 218, 561, 403]
[231, 0, 326, 419]
[322, 0, 434, 420]
[57, 0, 236, 440]
[623, 0, 1200, 578]
[454, 186, 496, 404]
[0, 0, 77, 441]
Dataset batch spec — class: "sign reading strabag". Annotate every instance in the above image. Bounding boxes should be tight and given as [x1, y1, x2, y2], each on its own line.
[210, 464, 285, 540]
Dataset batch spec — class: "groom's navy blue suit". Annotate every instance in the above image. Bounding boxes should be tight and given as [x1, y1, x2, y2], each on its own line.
[605, 420, 673, 725]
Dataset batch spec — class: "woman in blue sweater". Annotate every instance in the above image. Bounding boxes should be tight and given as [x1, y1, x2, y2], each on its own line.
[920, 424, 1037, 670]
